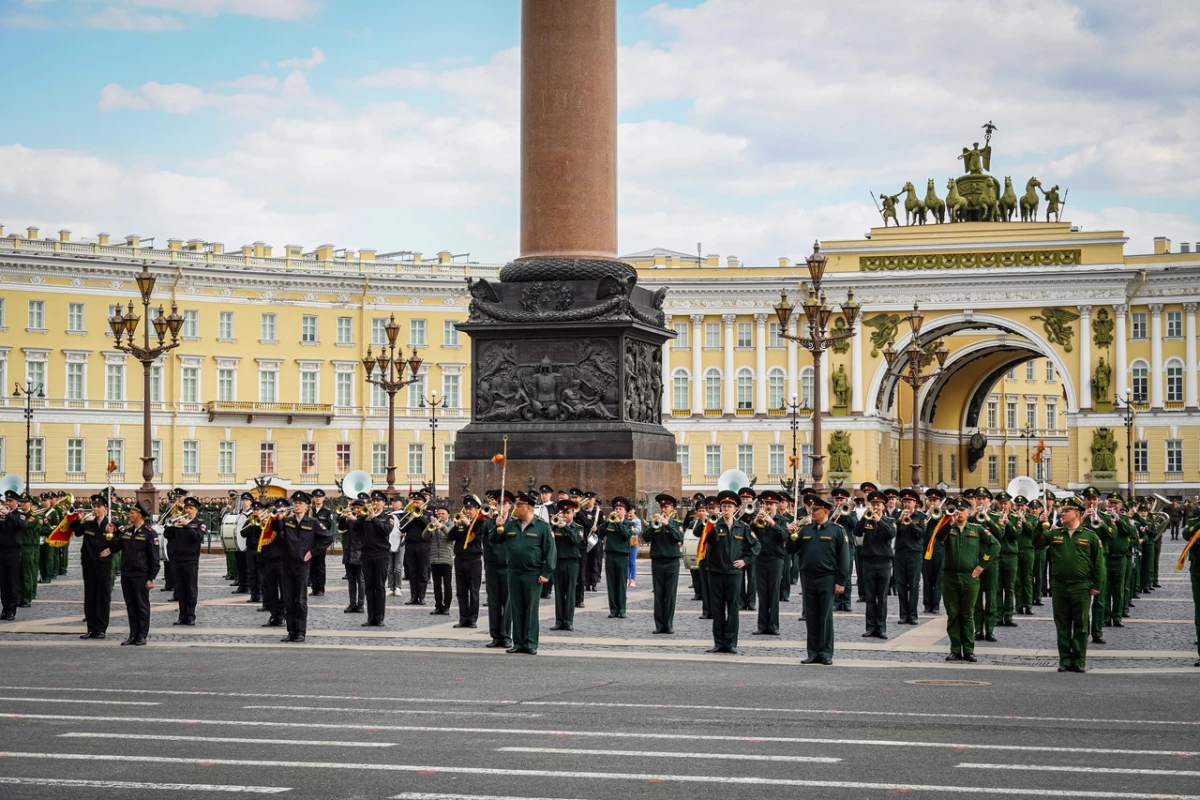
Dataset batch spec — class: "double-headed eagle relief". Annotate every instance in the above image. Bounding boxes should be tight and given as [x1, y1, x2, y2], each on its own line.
[875, 122, 1067, 226]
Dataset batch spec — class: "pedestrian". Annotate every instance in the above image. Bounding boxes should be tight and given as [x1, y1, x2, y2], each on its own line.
[386, 494, 406, 597]
[164, 497, 205, 626]
[110, 500, 160, 646]
[929, 498, 999, 663]
[627, 508, 641, 589]
[447, 494, 485, 629]
[0, 490, 29, 621]
[699, 490, 758, 655]
[550, 498, 584, 632]
[276, 491, 333, 643]
[1033, 495, 1104, 672]
[893, 488, 925, 624]
[603, 497, 633, 618]
[750, 490, 787, 637]
[643, 493, 684, 635]
[788, 495, 850, 665]
[856, 490, 895, 640]
[493, 491, 556, 655]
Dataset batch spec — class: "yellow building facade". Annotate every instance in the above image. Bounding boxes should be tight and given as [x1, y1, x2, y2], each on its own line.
[1, 219, 1198, 498]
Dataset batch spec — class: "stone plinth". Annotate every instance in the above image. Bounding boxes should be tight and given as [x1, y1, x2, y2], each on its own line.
[451, 458, 680, 509]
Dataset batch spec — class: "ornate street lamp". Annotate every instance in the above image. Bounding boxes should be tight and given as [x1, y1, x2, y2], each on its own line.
[13, 380, 45, 491]
[773, 241, 859, 493]
[1115, 390, 1136, 499]
[362, 313, 423, 493]
[883, 302, 948, 488]
[419, 388, 447, 498]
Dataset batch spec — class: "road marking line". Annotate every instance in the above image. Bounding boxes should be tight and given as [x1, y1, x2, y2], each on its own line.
[8, 715, 1200, 757]
[241, 705, 539, 718]
[498, 746, 840, 763]
[0, 776, 288, 794]
[0, 752, 1193, 798]
[391, 794, 587, 800]
[0, 696, 159, 706]
[0, 686, 504, 704]
[58, 733, 395, 748]
[959, 763, 1200, 777]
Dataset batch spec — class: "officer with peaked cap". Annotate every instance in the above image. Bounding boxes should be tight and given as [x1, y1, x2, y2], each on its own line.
[549, 498, 584, 632]
[493, 491, 555, 654]
[110, 500, 160, 645]
[1032, 495, 1104, 672]
[603, 497, 634, 618]
[447, 494, 486, 629]
[70, 494, 117, 638]
[276, 491, 332, 643]
[788, 495, 850, 664]
[0, 490, 28, 621]
[893, 488, 926, 625]
[643, 493, 684, 634]
[165, 496, 206, 626]
[700, 490, 759, 654]
[921, 487, 948, 614]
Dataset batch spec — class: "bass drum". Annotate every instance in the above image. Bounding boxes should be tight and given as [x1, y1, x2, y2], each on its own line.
[220, 513, 247, 553]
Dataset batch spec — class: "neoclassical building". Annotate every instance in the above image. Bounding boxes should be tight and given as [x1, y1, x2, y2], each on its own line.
[1, 217, 1197, 498]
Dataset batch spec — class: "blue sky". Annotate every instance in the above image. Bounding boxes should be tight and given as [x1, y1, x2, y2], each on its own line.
[1, 0, 1197, 263]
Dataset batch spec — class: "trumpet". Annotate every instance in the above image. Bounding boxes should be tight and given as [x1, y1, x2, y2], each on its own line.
[836, 500, 855, 517]
[707, 512, 721, 524]
[787, 514, 812, 540]
[928, 507, 944, 521]
[899, 510, 912, 525]
[752, 509, 773, 528]
[607, 511, 622, 524]
[552, 512, 569, 528]
[240, 508, 272, 532]
[1086, 513, 1105, 531]
[862, 509, 876, 522]
[453, 511, 470, 526]
[972, 507, 990, 524]
[424, 519, 443, 534]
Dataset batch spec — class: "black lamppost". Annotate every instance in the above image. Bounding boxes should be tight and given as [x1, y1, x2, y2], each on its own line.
[419, 388, 447, 498]
[882, 302, 948, 488]
[1115, 390, 1136, 498]
[362, 313, 423, 493]
[107, 264, 185, 510]
[1019, 425, 1035, 476]
[13, 381, 45, 490]
[779, 394, 811, 492]
[773, 242, 860, 493]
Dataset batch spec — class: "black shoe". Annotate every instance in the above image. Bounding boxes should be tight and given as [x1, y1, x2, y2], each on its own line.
[801, 656, 821, 664]
[1033, 600, 1044, 606]
[575, 603, 585, 609]
[1057, 666, 1069, 672]
[344, 606, 357, 613]
[312, 591, 325, 597]
[705, 647, 721, 654]
[38, 579, 51, 584]
[608, 614, 618, 618]
[984, 633, 997, 642]
[293, 635, 306, 643]
[485, 640, 506, 648]
[92, 632, 106, 640]
[861, 632, 874, 638]
[454, 622, 469, 628]
[1112, 621, 1125, 628]
[752, 630, 767, 636]
[281, 635, 296, 642]
[974, 632, 983, 640]
[820, 658, 833, 665]
[875, 632, 888, 640]
[1068, 665, 1084, 673]
[1092, 636, 1106, 644]
[17, 602, 30, 608]
[662, 628, 673, 634]
[404, 600, 419, 606]
[250, 596, 262, 603]
[617, 613, 626, 619]
[698, 614, 711, 620]
[263, 619, 283, 628]
[505, 647, 521, 654]
[120, 637, 135, 646]
[133, 638, 146, 646]
[258, 606, 270, 612]
[961, 654, 977, 663]
[946, 654, 960, 662]
[718, 647, 739, 655]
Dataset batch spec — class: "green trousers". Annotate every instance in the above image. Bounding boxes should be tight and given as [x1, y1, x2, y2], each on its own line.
[485, 565, 511, 645]
[1016, 549, 1034, 609]
[58, 543, 69, 575]
[1051, 583, 1092, 670]
[1105, 559, 1126, 624]
[1033, 548, 1048, 599]
[974, 563, 999, 635]
[1141, 539, 1157, 590]
[754, 556, 783, 635]
[1190, 567, 1200, 659]
[1151, 539, 1161, 586]
[1090, 565, 1108, 639]
[109, 552, 121, 591]
[19, 547, 39, 604]
[552, 560, 579, 629]
[506, 571, 542, 652]
[39, 543, 54, 581]
[943, 572, 980, 656]
[605, 553, 628, 616]
[708, 570, 740, 650]
[998, 554, 1018, 621]
[225, 549, 238, 580]
[651, 558, 679, 633]
[800, 572, 836, 660]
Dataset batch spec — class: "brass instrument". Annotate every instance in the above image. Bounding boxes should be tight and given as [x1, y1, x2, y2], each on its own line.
[607, 511, 622, 524]
[836, 500, 855, 517]
[424, 519, 443, 534]
[552, 512, 569, 528]
[1039, 513, 1051, 530]
[927, 507, 944, 521]
[787, 514, 812, 540]
[752, 508, 773, 528]
[971, 507, 990, 524]
[453, 511, 469, 526]
[1086, 512, 1106, 531]
[240, 508, 272, 532]
[899, 510, 912, 525]
[862, 509, 876, 522]
[741, 500, 758, 519]
[707, 512, 720, 524]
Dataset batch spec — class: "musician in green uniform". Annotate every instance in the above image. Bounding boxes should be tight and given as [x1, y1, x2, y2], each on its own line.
[932, 498, 1000, 662]
[1013, 496, 1035, 615]
[35, 494, 55, 584]
[493, 491, 555, 655]
[643, 493, 684, 635]
[1079, 487, 1113, 645]
[1032, 495, 1105, 672]
[483, 490, 513, 649]
[749, 490, 787, 637]
[972, 487, 1002, 642]
[56, 492, 71, 577]
[1103, 493, 1134, 629]
[550, 498, 583, 632]
[990, 491, 1019, 628]
[788, 495, 850, 664]
[602, 497, 633, 618]
[1030, 498, 1049, 606]
[921, 488, 947, 615]
[699, 490, 758, 654]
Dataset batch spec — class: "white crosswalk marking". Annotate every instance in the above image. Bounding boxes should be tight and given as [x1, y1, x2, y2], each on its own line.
[0, 776, 289, 794]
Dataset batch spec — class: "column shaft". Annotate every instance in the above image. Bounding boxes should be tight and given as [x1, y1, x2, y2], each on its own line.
[690, 314, 704, 414]
[662, 315, 673, 417]
[1114, 305, 1128, 400]
[851, 326, 863, 414]
[1150, 304, 1164, 408]
[1185, 303, 1198, 408]
[1078, 305, 1092, 411]
[754, 313, 768, 414]
[722, 314, 736, 415]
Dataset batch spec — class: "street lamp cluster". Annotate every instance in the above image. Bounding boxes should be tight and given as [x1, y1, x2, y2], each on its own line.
[883, 302, 948, 488]
[361, 313, 423, 493]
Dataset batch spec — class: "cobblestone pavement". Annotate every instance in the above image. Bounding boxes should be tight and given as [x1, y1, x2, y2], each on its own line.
[2, 538, 1195, 672]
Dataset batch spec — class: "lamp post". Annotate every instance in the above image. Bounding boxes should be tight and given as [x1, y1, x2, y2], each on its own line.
[1115, 390, 1136, 498]
[13, 381, 45, 491]
[419, 388, 447, 499]
[773, 241, 860, 494]
[362, 313, 423, 493]
[882, 302, 948, 488]
[1020, 425, 1034, 476]
[779, 394, 811, 493]
[108, 263, 185, 510]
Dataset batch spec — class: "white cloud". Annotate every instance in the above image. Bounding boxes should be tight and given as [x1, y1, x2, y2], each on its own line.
[276, 46, 324, 71]
[98, 69, 320, 117]
[83, 6, 184, 30]
[119, 0, 318, 20]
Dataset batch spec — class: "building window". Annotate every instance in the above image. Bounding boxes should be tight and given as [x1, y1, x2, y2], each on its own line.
[301, 442, 318, 475]
[407, 443, 425, 476]
[28, 300, 45, 330]
[799, 367, 814, 409]
[1006, 399, 1017, 429]
[1025, 400, 1037, 429]
[1133, 441, 1148, 473]
[0, 297, 5, 328]
[768, 370, 785, 409]
[180, 366, 198, 404]
[407, 373, 426, 408]
[300, 370, 318, 404]
[736, 321, 752, 348]
[182, 309, 199, 339]
[800, 443, 813, 474]
[1166, 440, 1183, 473]
[301, 315, 318, 343]
[705, 444, 722, 476]
[260, 313, 277, 342]
[218, 441, 235, 476]
[736, 370, 753, 410]
[1025, 361, 1036, 381]
[370, 372, 386, 408]
[66, 438, 85, 474]
[443, 374, 460, 408]
[151, 439, 162, 476]
[737, 444, 753, 473]
[259, 442, 277, 475]
[1046, 361, 1056, 382]
[1166, 359, 1184, 403]
[149, 364, 162, 402]
[769, 444, 785, 476]
[1166, 310, 1182, 338]
[335, 443, 352, 474]
[106, 439, 124, 472]
[704, 369, 722, 410]
[67, 302, 85, 332]
[25, 360, 46, 393]
[672, 372, 689, 410]
[1038, 452, 1051, 482]
[987, 455, 998, 483]
[672, 322, 688, 349]
[443, 320, 459, 347]
[937, 452, 944, 483]
[66, 363, 84, 400]
[410, 319, 426, 347]
[259, 369, 277, 403]
[335, 372, 354, 407]
[986, 400, 998, 429]
[949, 452, 956, 481]
[1045, 399, 1057, 432]
[676, 444, 690, 475]
[218, 311, 234, 340]
[371, 318, 387, 346]
[217, 367, 235, 402]
[105, 363, 125, 401]
[1130, 311, 1147, 339]
[1006, 367, 1017, 381]
[336, 317, 353, 345]
[182, 440, 198, 475]
[29, 437, 44, 473]
[1007, 455, 1018, 483]
[1131, 361, 1148, 403]
[768, 321, 783, 348]
[371, 443, 388, 474]
[704, 322, 720, 348]
[442, 442, 454, 481]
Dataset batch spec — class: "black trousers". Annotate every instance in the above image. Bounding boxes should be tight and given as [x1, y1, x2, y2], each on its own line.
[651, 558, 679, 633]
[740, 558, 757, 610]
[404, 547, 431, 601]
[585, 545, 604, 587]
[362, 556, 389, 623]
[172, 560, 199, 623]
[310, 551, 327, 593]
[575, 553, 586, 605]
[922, 549, 944, 612]
[280, 562, 311, 637]
[234, 550, 247, 589]
[120, 575, 151, 640]
[0, 550, 20, 615]
[243, 549, 260, 599]
[81, 557, 113, 633]
[455, 558, 482, 625]
[345, 563, 365, 607]
[862, 559, 892, 635]
[697, 565, 712, 617]
[432, 563, 453, 611]
[260, 558, 284, 619]
[894, 551, 922, 622]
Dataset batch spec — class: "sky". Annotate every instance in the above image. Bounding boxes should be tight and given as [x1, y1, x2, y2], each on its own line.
[1, 0, 1197, 265]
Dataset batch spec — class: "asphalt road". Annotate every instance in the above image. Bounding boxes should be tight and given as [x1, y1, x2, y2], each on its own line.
[1, 645, 1198, 800]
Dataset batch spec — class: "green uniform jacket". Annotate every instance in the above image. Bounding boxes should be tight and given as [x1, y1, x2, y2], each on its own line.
[493, 517, 556, 579]
[552, 522, 584, 562]
[1107, 513, 1135, 560]
[701, 517, 758, 575]
[643, 517, 685, 561]
[940, 522, 1000, 575]
[787, 520, 851, 583]
[752, 515, 789, 559]
[603, 520, 633, 555]
[1032, 525, 1104, 591]
[995, 512, 1019, 556]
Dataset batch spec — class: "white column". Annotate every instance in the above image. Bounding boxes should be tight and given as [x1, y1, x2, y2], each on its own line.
[1114, 304, 1128, 401]
[851, 325, 864, 414]
[722, 313, 736, 415]
[690, 313, 704, 414]
[787, 316, 799, 406]
[1077, 305, 1092, 410]
[662, 314, 673, 417]
[1150, 303, 1164, 408]
[1185, 302, 1198, 408]
[754, 312, 768, 414]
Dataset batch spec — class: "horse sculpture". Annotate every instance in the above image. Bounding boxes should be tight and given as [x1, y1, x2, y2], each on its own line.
[978, 178, 1001, 222]
[1020, 177, 1041, 222]
[1000, 176, 1018, 222]
[901, 182, 926, 226]
[946, 178, 968, 222]
[924, 178, 945, 224]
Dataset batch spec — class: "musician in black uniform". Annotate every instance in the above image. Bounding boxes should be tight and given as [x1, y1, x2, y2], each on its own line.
[750, 490, 788, 637]
[160, 487, 186, 597]
[277, 491, 332, 642]
[737, 487, 759, 611]
[402, 492, 432, 605]
[0, 490, 27, 621]
[582, 492, 605, 592]
[110, 500, 160, 645]
[71, 494, 117, 638]
[856, 490, 896, 639]
[359, 490, 394, 627]
[339, 497, 366, 614]
[893, 488, 927, 625]
[573, 490, 596, 606]
[258, 499, 288, 627]
[550, 498, 584, 631]
[536, 485, 555, 599]
[308, 488, 334, 596]
[239, 496, 263, 604]
[447, 494, 485, 628]
[164, 496, 205, 626]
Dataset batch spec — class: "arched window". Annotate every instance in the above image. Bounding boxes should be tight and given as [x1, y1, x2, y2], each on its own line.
[672, 369, 690, 411]
[767, 367, 786, 409]
[799, 366, 814, 409]
[736, 367, 753, 410]
[1166, 358, 1184, 404]
[704, 368, 722, 411]
[1130, 359, 1148, 403]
